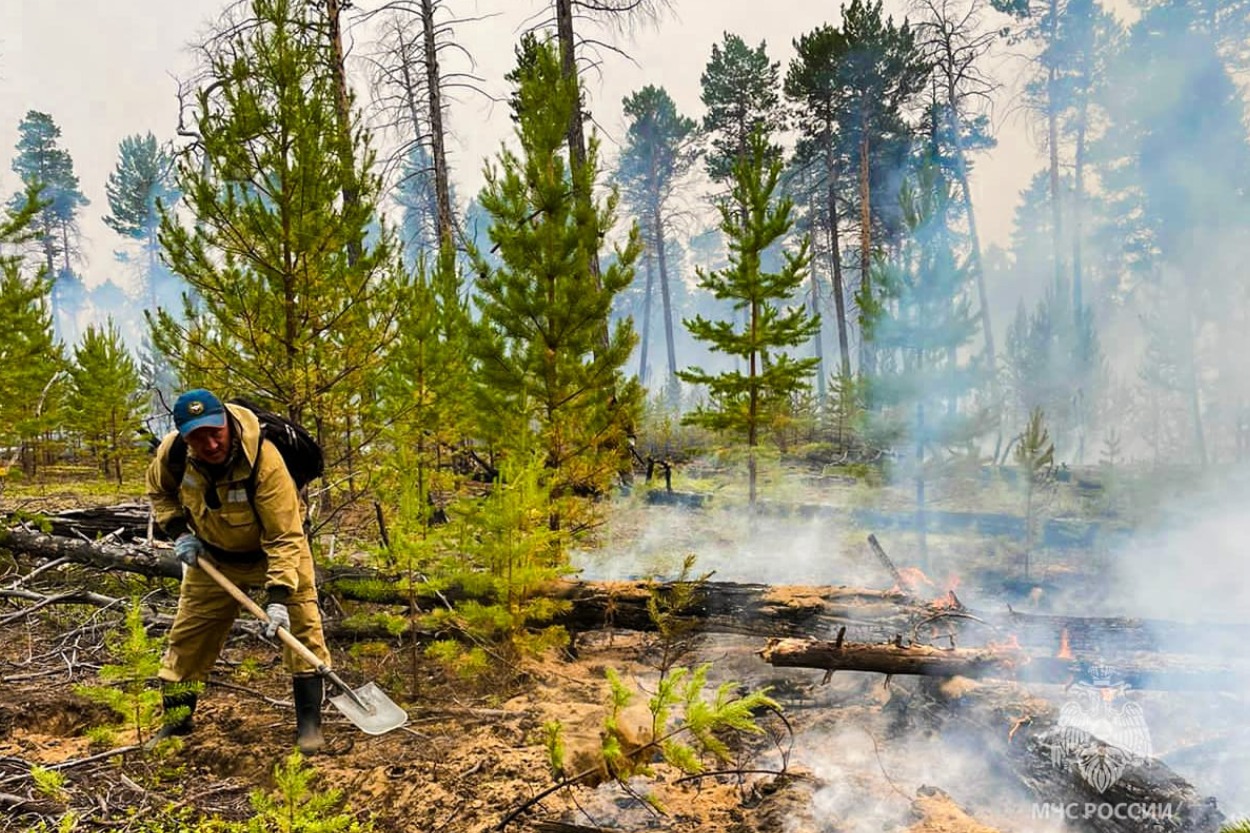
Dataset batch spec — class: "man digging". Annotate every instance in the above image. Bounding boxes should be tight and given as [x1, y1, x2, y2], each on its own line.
[145, 389, 330, 754]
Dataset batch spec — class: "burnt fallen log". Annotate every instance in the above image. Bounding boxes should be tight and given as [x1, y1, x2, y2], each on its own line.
[0, 528, 921, 640]
[0, 527, 179, 579]
[7, 526, 1250, 662]
[40, 503, 153, 542]
[994, 609, 1250, 659]
[758, 637, 1247, 691]
[920, 678, 1225, 833]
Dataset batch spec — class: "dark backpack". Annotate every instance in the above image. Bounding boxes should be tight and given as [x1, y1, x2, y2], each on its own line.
[167, 398, 324, 502]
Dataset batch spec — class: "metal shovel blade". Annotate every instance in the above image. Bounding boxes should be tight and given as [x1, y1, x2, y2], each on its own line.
[328, 681, 408, 735]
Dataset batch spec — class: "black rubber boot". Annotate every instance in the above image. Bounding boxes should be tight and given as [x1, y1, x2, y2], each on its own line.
[144, 688, 197, 750]
[293, 675, 325, 754]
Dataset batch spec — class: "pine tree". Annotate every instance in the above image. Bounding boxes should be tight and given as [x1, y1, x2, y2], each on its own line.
[1014, 406, 1054, 580]
[8, 110, 89, 341]
[379, 244, 472, 524]
[470, 35, 640, 525]
[1104, 2, 1250, 467]
[910, 0, 1003, 384]
[152, 0, 404, 479]
[865, 163, 985, 566]
[785, 24, 852, 383]
[67, 320, 145, 483]
[103, 132, 180, 314]
[0, 187, 65, 477]
[993, 0, 1073, 293]
[834, 0, 930, 379]
[370, 3, 464, 254]
[617, 85, 699, 393]
[700, 33, 785, 190]
[679, 133, 820, 506]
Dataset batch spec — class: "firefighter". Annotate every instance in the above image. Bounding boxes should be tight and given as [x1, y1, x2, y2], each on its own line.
[145, 389, 330, 754]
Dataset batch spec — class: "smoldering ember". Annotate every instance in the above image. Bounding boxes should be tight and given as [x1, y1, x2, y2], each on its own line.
[3, 0, 1250, 832]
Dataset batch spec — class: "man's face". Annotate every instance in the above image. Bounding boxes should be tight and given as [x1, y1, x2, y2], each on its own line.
[186, 423, 231, 465]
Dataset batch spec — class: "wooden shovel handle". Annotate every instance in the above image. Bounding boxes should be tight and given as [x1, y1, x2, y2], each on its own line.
[194, 557, 326, 671]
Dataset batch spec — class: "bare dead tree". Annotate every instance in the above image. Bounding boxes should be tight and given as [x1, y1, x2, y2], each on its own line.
[522, 0, 673, 353]
[357, 0, 493, 257]
[910, 0, 1001, 372]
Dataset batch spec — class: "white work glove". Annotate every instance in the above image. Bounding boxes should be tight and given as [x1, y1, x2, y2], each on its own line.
[173, 533, 204, 567]
[264, 602, 291, 639]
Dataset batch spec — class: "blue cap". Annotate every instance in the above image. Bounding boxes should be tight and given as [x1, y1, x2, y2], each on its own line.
[173, 389, 227, 438]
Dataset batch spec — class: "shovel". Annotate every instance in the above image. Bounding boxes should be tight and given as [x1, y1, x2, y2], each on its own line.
[196, 556, 408, 736]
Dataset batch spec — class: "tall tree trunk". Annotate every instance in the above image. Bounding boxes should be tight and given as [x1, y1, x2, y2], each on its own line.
[654, 212, 678, 383]
[1184, 295, 1208, 467]
[946, 106, 994, 375]
[1071, 107, 1089, 465]
[858, 130, 874, 378]
[146, 225, 159, 314]
[806, 185, 826, 401]
[42, 219, 59, 342]
[824, 145, 850, 381]
[1046, 0, 1064, 293]
[59, 220, 72, 279]
[915, 401, 928, 571]
[395, 27, 435, 253]
[420, 0, 455, 249]
[554, 0, 607, 351]
[58, 220, 73, 343]
[1071, 109, 1087, 317]
[638, 241, 655, 385]
[325, 0, 361, 267]
[748, 299, 760, 507]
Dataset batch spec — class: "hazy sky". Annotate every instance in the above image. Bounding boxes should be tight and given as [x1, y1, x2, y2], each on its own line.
[0, 0, 1130, 293]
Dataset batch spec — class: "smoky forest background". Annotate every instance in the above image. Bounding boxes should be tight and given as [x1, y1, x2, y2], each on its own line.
[3, 0, 1250, 613]
[6, 0, 1250, 829]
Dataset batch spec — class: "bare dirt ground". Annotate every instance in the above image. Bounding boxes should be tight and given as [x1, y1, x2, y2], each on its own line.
[0, 482, 1097, 832]
[0, 594, 1011, 833]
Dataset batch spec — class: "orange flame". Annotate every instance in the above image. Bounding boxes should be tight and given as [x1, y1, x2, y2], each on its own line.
[989, 633, 1022, 652]
[894, 566, 936, 594]
[1056, 628, 1072, 660]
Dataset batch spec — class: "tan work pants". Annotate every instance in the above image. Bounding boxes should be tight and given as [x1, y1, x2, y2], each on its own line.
[158, 554, 330, 683]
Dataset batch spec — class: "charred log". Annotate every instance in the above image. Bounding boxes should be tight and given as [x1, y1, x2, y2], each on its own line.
[920, 678, 1224, 833]
[1, 528, 924, 639]
[0, 528, 179, 579]
[758, 637, 1246, 691]
[995, 609, 1250, 658]
[6, 525, 1250, 661]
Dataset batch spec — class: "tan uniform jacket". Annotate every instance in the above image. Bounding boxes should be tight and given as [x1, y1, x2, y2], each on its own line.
[146, 403, 309, 597]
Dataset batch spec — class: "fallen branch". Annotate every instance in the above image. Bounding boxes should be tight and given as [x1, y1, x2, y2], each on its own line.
[0, 745, 141, 789]
[8, 528, 1250, 659]
[758, 637, 1247, 691]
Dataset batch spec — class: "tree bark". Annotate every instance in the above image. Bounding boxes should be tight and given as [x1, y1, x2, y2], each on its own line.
[553, 0, 607, 352]
[420, 0, 455, 249]
[759, 637, 1244, 691]
[858, 128, 874, 378]
[638, 242, 655, 384]
[826, 144, 851, 380]
[1046, 0, 1064, 294]
[0, 527, 921, 638]
[655, 212, 678, 384]
[946, 106, 994, 382]
[325, 0, 361, 266]
[805, 183, 826, 400]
